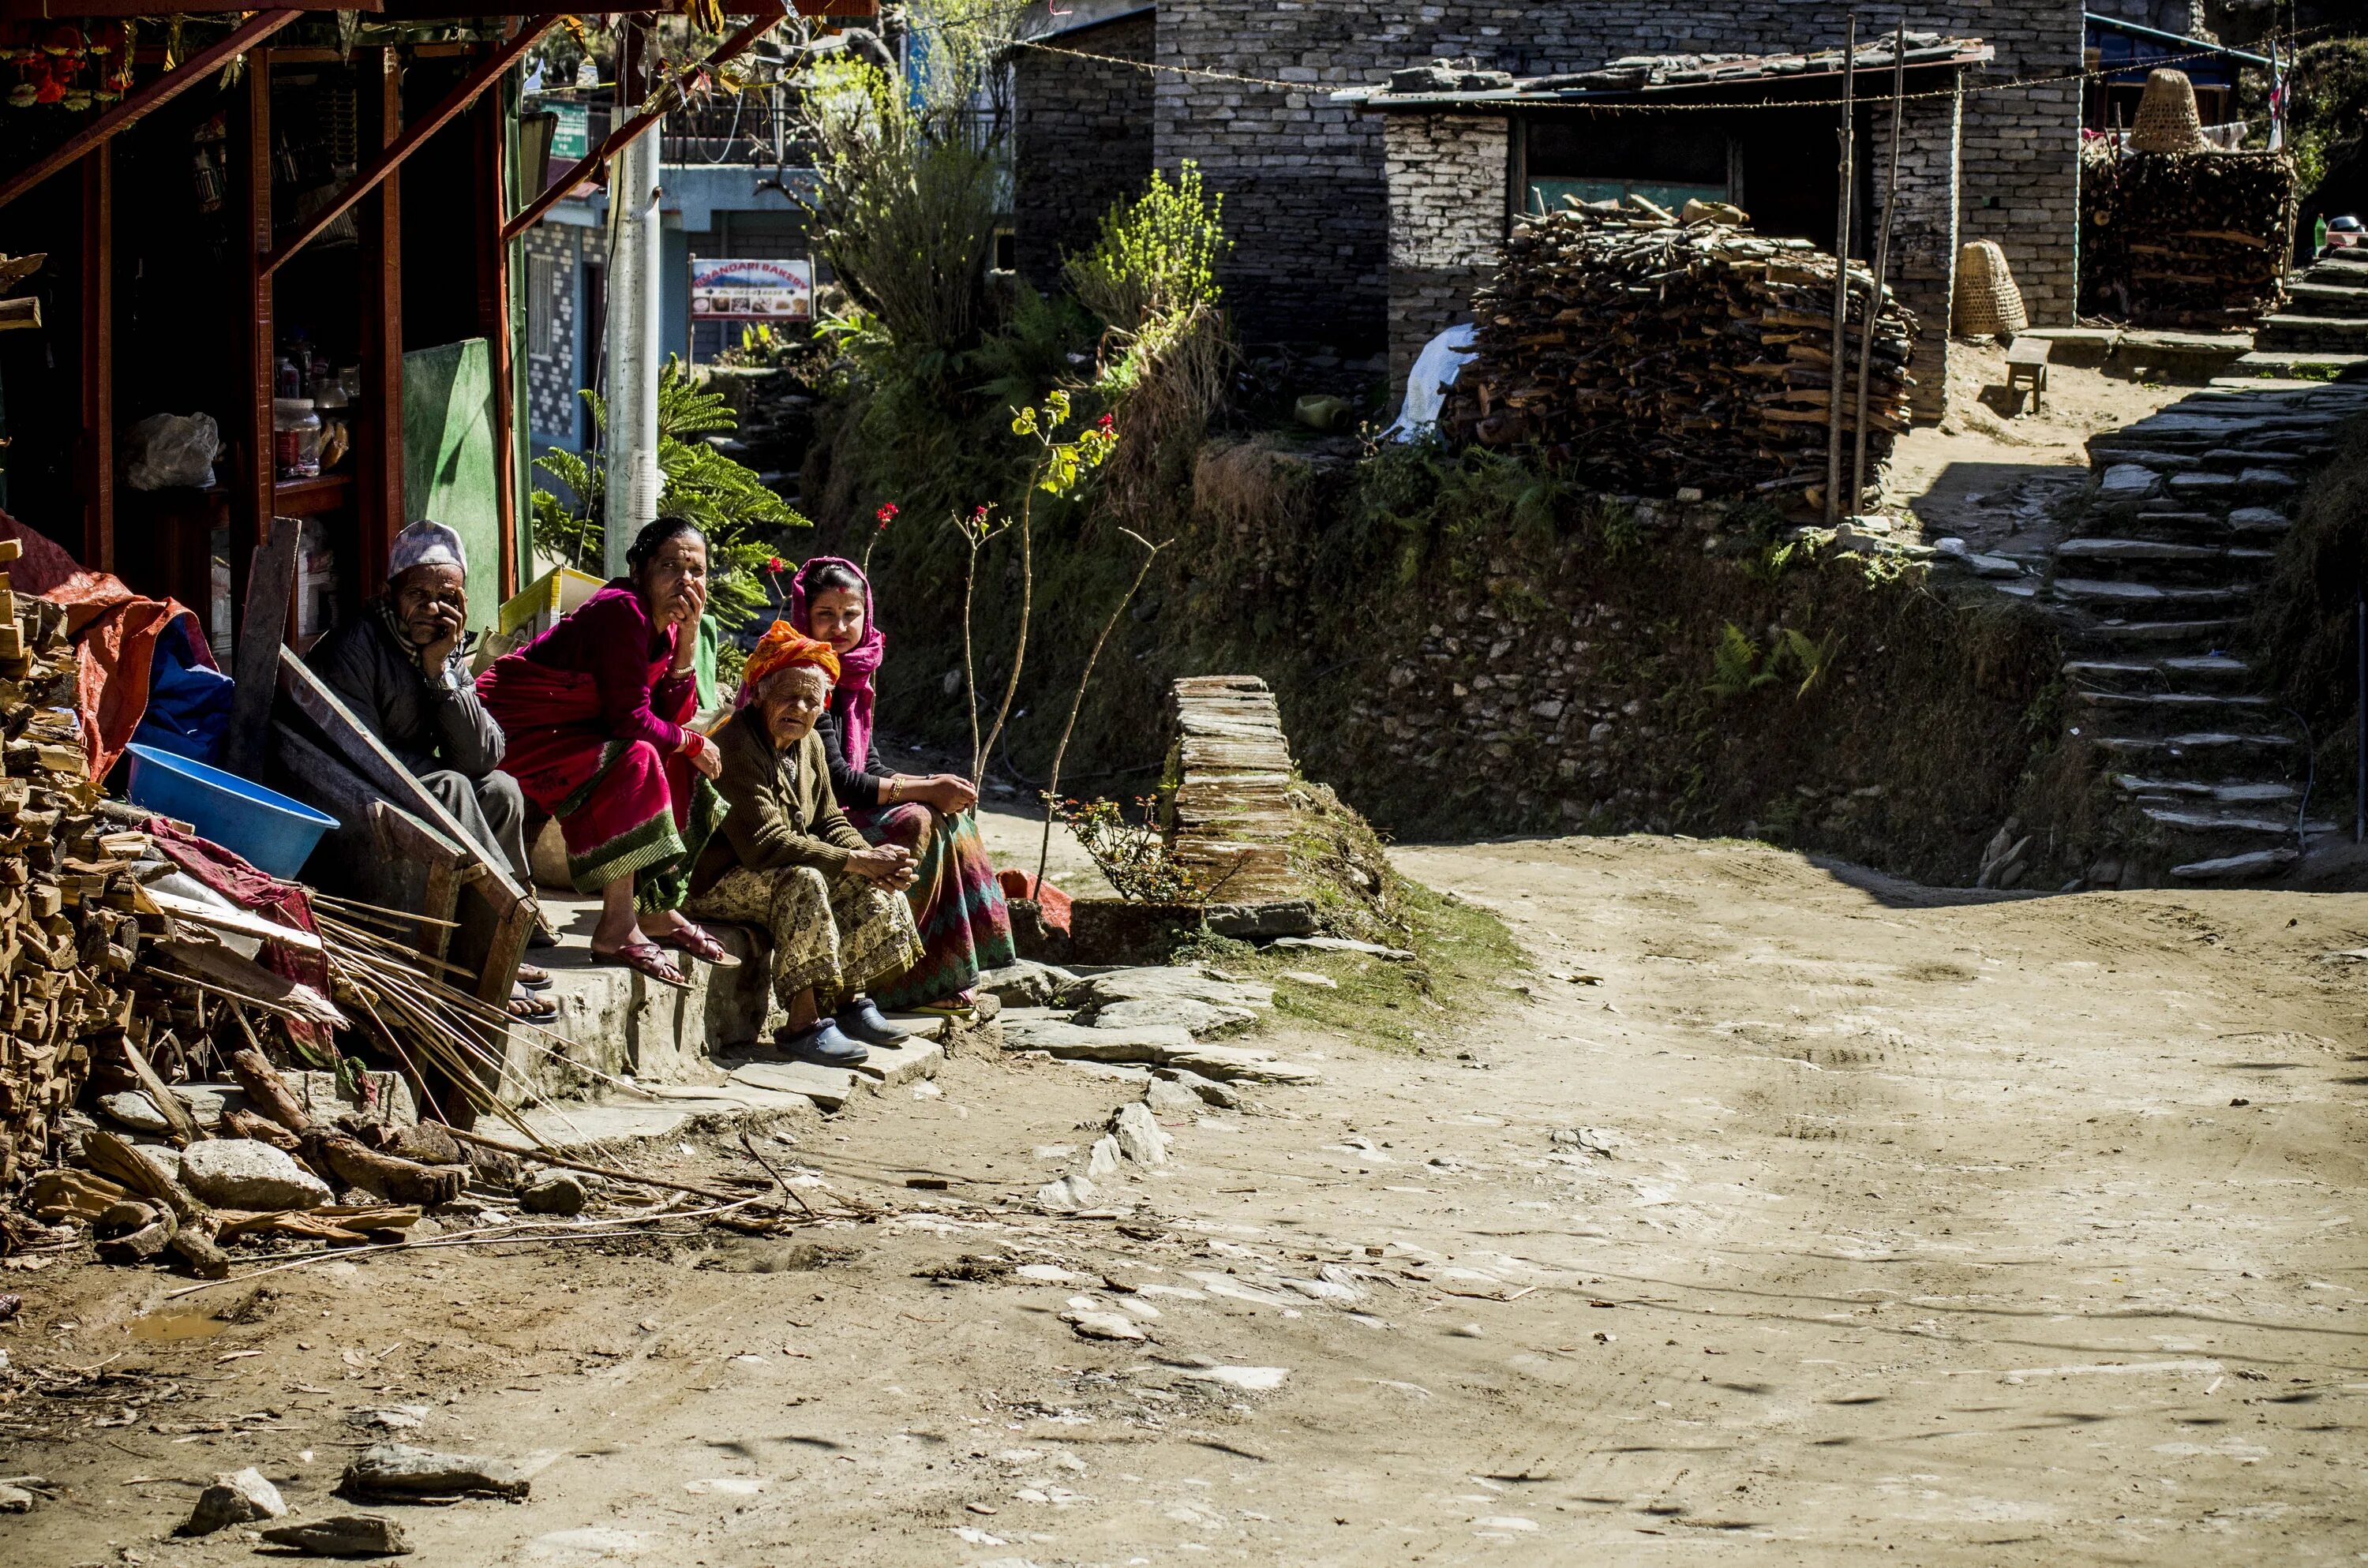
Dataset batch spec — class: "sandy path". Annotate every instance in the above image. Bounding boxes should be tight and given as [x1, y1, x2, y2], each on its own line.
[6, 836, 2362, 1564]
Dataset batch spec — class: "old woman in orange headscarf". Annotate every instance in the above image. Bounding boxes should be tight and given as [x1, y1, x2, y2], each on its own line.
[684, 623, 923, 1065]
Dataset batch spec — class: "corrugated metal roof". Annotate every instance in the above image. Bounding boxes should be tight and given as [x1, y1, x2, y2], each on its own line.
[1337, 34, 1994, 110]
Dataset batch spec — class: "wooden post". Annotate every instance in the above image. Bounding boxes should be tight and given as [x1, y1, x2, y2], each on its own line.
[1825, 14, 1856, 527]
[78, 142, 112, 573]
[231, 47, 275, 642]
[1852, 22, 1906, 511]
[477, 92, 519, 601]
[224, 519, 302, 780]
[357, 45, 404, 597]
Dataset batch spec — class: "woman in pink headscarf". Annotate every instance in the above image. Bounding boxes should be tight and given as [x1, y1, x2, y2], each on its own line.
[791, 556, 1015, 1015]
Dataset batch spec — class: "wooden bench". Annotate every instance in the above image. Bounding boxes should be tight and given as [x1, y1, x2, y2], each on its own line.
[2004, 336, 2051, 414]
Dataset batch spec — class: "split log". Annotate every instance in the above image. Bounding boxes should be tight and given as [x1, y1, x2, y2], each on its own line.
[2079, 145, 2297, 325]
[79, 1130, 229, 1277]
[225, 1042, 466, 1206]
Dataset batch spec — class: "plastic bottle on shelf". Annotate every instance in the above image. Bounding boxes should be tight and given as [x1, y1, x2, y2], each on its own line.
[272, 399, 322, 481]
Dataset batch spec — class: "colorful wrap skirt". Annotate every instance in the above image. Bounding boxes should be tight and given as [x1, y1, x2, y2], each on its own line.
[477, 657, 720, 913]
[846, 803, 1016, 1010]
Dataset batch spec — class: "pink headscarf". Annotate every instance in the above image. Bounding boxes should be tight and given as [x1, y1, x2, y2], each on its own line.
[789, 555, 885, 767]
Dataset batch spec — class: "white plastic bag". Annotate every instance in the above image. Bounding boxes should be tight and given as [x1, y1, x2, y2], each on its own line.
[1384, 324, 1478, 443]
[124, 412, 221, 491]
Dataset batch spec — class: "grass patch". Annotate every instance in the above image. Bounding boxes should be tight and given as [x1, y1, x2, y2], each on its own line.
[1178, 878, 1527, 1054]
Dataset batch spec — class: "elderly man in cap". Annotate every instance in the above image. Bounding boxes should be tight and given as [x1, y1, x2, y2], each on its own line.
[305, 521, 553, 1020]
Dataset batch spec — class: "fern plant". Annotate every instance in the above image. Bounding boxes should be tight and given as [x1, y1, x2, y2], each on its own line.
[530, 358, 810, 634]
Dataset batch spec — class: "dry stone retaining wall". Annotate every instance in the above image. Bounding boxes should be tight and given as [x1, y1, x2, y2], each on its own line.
[1012, 13, 1156, 297]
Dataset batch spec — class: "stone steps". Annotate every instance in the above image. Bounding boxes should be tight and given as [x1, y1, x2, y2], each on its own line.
[2063, 654, 2254, 691]
[2069, 617, 2244, 655]
[2231, 349, 2368, 376]
[2115, 773, 2299, 804]
[2089, 730, 2296, 782]
[2255, 314, 2368, 354]
[2286, 280, 2368, 318]
[2046, 577, 2252, 611]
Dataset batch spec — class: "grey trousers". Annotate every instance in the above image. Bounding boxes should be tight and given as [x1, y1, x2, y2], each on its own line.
[418, 767, 533, 887]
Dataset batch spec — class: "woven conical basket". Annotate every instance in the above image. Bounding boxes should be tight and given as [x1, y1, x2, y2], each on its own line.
[1952, 240, 2028, 336]
[2129, 68, 2208, 154]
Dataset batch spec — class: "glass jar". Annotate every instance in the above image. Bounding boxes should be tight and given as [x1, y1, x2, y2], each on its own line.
[272, 398, 321, 481]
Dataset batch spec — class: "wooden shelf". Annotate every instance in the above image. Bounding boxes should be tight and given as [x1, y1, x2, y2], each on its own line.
[270, 473, 352, 518]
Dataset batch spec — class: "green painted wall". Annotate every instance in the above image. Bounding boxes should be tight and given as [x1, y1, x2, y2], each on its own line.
[401, 338, 501, 635]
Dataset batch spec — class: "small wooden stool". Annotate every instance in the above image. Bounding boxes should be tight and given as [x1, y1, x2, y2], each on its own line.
[2003, 336, 2051, 414]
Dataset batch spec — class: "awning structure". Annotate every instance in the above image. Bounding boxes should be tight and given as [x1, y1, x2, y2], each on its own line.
[2084, 12, 2271, 90]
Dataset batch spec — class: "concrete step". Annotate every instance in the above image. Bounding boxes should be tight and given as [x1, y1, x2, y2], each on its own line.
[2286, 279, 2368, 318]
[2255, 314, 2368, 353]
[2169, 845, 2301, 881]
[2115, 773, 2298, 804]
[2063, 654, 2254, 691]
[2048, 578, 2252, 611]
[2232, 350, 2368, 376]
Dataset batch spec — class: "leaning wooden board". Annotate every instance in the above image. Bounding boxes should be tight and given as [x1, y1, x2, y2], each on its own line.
[275, 647, 533, 1012]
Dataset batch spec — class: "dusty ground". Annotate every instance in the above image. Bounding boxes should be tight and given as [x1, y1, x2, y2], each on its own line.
[1885, 341, 2190, 556]
[5, 833, 2365, 1565]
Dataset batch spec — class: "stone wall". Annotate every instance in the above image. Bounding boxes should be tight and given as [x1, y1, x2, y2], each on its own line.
[1382, 114, 1508, 387]
[1148, 1, 2083, 354]
[1013, 13, 1156, 297]
[1871, 88, 1962, 422]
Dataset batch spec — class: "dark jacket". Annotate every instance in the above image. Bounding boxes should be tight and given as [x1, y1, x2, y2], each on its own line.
[692, 715, 871, 894]
[815, 687, 888, 809]
[309, 604, 504, 780]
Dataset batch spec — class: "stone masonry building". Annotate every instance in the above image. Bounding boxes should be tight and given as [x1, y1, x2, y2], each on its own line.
[1014, 2, 2089, 373]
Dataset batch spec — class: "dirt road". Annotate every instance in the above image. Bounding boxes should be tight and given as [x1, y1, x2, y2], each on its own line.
[7, 835, 2364, 1564]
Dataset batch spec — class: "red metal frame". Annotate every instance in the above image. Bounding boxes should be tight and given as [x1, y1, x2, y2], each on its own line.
[503, 1, 790, 242]
[261, 17, 555, 278]
[0, 10, 302, 215]
[356, 44, 406, 599]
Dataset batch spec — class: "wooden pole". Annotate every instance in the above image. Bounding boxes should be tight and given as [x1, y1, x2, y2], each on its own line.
[1852, 21, 1905, 513]
[357, 45, 405, 599]
[0, 9, 302, 216]
[230, 46, 275, 649]
[78, 141, 113, 573]
[1825, 13, 1857, 527]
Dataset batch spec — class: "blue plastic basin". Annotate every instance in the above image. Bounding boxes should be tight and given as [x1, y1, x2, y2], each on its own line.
[123, 742, 339, 879]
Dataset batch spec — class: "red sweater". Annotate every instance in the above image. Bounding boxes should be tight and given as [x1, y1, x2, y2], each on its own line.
[517, 580, 694, 752]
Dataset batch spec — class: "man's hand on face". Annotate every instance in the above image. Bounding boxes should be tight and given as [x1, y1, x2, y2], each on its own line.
[395, 565, 469, 675]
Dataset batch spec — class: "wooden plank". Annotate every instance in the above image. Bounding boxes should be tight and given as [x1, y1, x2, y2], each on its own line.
[223, 518, 300, 778]
[372, 799, 470, 964]
[0, 11, 302, 215]
[150, 939, 347, 1027]
[275, 649, 529, 907]
[147, 885, 325, 955]
[260, 20, 556, 278]
[79, 142, 113, 573]
[355, 46, 403, 600]
[230, 48, 274, 646]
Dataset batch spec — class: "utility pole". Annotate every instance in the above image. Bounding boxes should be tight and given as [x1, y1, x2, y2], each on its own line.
[604, 18, 663, 576]
[1825, 13, 1857, 526]
[1852, 21, 1905, 513]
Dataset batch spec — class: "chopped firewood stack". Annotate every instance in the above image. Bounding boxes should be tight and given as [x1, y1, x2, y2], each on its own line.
[2078, 145, 2297, 326]
[1441, 203, 1918, 505]
[0, 537, 149, 1189]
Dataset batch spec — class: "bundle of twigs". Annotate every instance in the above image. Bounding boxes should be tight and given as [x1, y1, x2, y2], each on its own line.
[1441, 202, 1918, 505]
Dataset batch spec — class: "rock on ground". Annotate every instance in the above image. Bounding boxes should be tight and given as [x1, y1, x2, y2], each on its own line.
[1156, 1066, 1245, 1110]
[1065, 966, 1274, 1012]
[181, 1467, 287, 1535]
[976, 959, 1080, 1007]
[1111, 1102, 1172, 1166]
[1085, 996, 1259, 1035]
[1085, 1136, 1121, 1178]
[1145, 1077, 1203, 1117]
[518, 1169, 588, 1215]
[260, 1514, 411, 1557]
[1062, 1308, 1147, 1342]
[178, 1140, 333, 1211]
[1036, 1173, 1097, 1212]
[341, 1443, 530, 1500]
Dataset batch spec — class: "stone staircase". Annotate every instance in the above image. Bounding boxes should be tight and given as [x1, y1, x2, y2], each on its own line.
[2027, 378, 2368, 883]
[2236, 249, 2368, 377]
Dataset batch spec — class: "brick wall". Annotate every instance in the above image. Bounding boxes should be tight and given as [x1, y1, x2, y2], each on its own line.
[1382, 114, 1507, 387]
[1871, 88, 1961, 422]
[1013, 13, 1156, 297]
[1151, 2, 2085, 354]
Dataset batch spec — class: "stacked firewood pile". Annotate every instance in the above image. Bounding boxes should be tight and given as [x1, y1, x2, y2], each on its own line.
[1441, 205, 1917, 503]
[0, 537, 148, 1190]
[2078, 145, 2297, 326]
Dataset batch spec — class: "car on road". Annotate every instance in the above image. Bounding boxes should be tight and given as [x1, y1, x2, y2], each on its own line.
[2325, 214, 2364, 253]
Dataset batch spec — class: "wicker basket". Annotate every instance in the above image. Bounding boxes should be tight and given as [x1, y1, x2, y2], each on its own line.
[1952, 240, 2028, 337]
[2129, 68, 2209, 155]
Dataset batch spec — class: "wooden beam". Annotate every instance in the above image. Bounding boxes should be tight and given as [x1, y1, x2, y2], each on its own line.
[224, 518, 302, 780]
[78, 142, 113, 573]
[0, 11, 302, 216]
[262, 19, 556, 279]
[477, 95, 520, 601]
[230, 47, 274, 646]
[356, 46, 405, 599]
[503, 2, 790, 242]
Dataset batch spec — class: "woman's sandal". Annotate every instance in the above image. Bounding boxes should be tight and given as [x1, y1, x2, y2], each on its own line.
[590, 941, 691, 991]
[508, 983, 560, 1022]
[652, 922, 742, 967]
[516, 964, 554, 992]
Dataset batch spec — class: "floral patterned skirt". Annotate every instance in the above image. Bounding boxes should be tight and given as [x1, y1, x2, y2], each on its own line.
[686, 864, 920, 1011]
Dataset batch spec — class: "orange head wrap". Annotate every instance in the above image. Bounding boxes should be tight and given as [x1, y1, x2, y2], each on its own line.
[738, 620, 841, 709]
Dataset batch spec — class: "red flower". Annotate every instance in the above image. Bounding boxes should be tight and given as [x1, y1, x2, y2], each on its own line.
[875, 502, 899, 528]
[1096, 414, 1115, 432]
[972, 504, 989, 520]
[766, 556, 783, 573]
